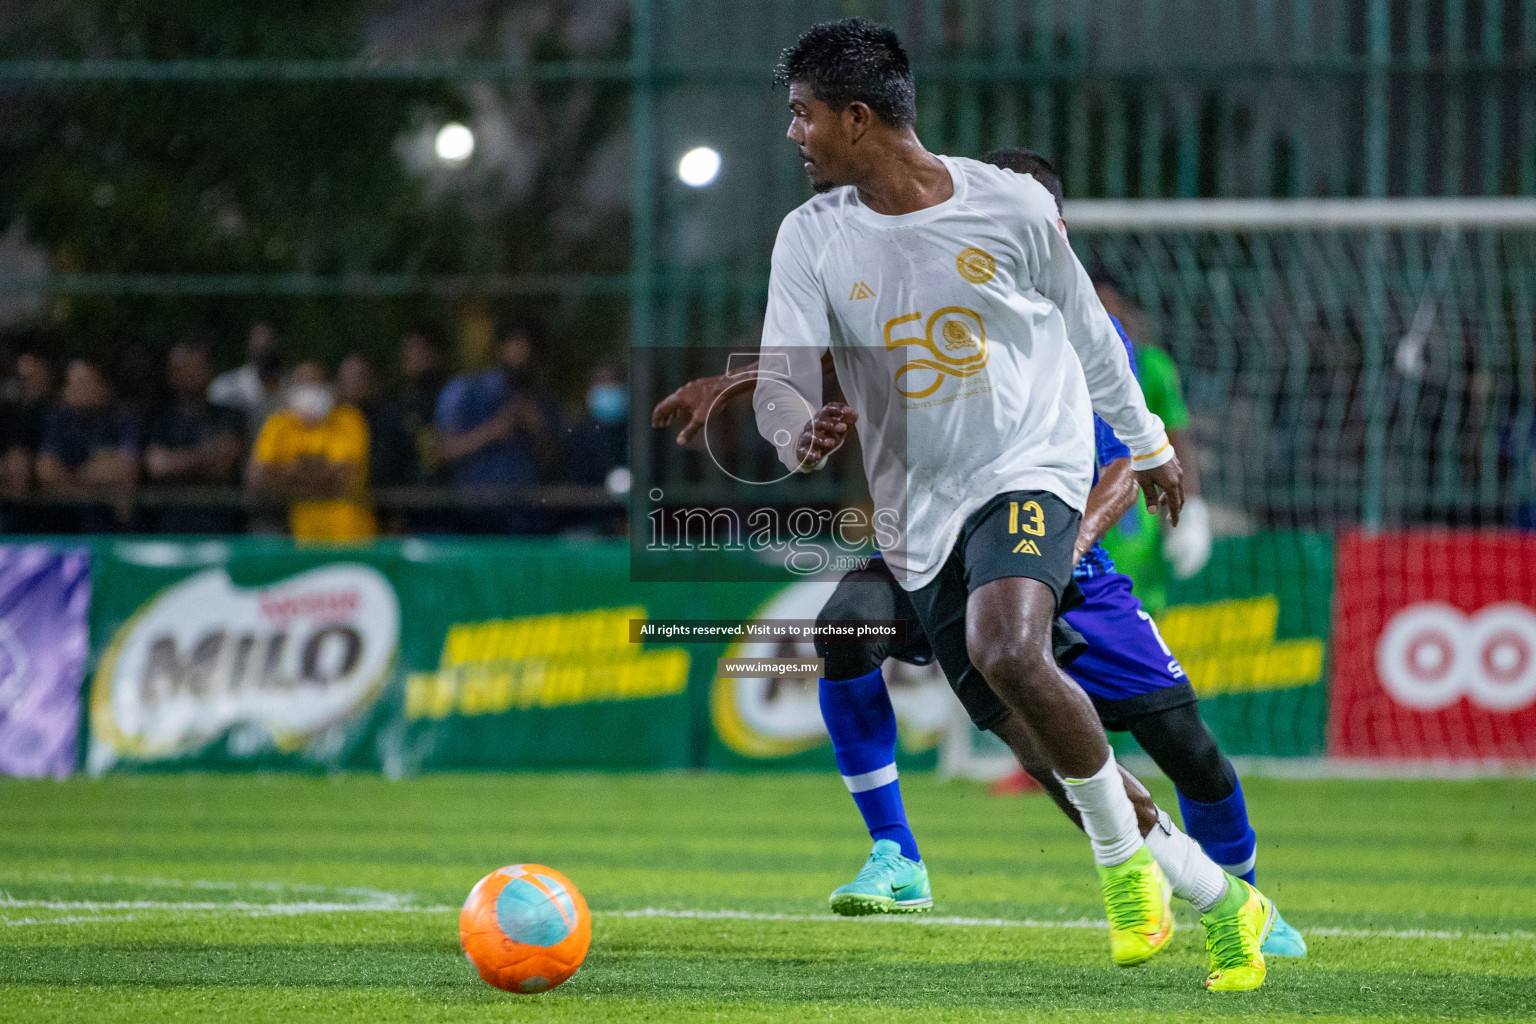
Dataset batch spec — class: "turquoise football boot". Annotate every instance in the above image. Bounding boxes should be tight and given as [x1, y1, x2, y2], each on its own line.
[1261, 909, 1308, 957]
[828, 839, 932, 916]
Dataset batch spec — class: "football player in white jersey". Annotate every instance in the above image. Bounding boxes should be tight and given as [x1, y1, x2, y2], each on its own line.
[748, 19, 1274, 990]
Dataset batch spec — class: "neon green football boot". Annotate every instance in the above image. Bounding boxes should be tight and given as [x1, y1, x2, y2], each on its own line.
[828, 839, 932, 916]
[1098, 845, 1175, 966]
[1202, 875, 1276, 992]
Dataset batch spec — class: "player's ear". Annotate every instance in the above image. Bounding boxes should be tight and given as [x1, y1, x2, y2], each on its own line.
[845, 101, 874, 144]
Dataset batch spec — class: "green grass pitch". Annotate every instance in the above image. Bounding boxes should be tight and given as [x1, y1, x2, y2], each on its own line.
[1, 772, 1532, 1022]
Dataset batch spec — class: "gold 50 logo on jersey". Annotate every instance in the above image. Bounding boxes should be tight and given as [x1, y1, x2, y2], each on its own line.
[882, 306, 989, 398]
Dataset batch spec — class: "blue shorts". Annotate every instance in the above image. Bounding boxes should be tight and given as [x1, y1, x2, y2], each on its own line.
[1062, 572, 1198, 730]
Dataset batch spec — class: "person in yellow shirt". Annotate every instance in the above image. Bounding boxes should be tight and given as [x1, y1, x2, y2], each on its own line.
[248, 361, 376, 542]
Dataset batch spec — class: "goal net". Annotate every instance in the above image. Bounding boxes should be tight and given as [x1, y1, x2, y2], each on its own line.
[943, 198, 1536, 778]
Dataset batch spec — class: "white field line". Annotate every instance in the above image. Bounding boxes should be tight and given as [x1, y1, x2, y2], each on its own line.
[2, 896, 1531, 944]
[604, 908, 1536, 943]
[0, 872, 406, 902]
[0, 894, 453, 926]
[1303, 924, 1536, 942]
[0, 897, 449, 914]
[607, 907, 1106, 930]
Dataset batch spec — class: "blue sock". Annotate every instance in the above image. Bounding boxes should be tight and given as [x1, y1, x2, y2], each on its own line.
[1178, 777, 1258, 885]
[818, 668, 920, 862]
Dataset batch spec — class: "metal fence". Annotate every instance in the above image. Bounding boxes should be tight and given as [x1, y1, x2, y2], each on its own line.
[1, 1, 1533, 524]
[635, 0, 1536, 291]
[1067, 203, 1536, 529]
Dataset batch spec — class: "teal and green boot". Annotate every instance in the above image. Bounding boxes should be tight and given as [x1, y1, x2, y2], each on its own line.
[1262, 910, 1308, 957]
[828, 839, 932, 916]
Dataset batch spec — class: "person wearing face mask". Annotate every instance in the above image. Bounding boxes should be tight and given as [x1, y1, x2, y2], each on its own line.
[558, 362, 629, 535]
[567, 362, 629, 487]
[248, 360, 376, 542]
[435, 321, 560, 533]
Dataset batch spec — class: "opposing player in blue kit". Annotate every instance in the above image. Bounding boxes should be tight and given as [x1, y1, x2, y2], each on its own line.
[651, 146, 1305, 963]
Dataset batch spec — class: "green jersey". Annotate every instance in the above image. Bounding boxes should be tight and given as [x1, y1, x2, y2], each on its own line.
[1133, 343, 1189, 431]
[1100, 342, 1190, 614]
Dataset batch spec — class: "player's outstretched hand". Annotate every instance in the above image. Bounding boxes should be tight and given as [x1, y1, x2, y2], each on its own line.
[651, 373, 747, 446]
[1133, 453, 1185, 526]
[793, 401, 858, 471]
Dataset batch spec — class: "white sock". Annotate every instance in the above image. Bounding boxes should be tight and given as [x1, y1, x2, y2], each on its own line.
[1060, 753, 1142, 867]
[1143, 808, 1231, 913]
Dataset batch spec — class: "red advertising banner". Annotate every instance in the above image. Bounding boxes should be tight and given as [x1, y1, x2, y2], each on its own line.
[1331, 531, 1536, 761]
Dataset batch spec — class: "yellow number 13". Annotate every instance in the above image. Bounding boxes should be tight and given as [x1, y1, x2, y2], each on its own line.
[1009, 500, 1045, 536]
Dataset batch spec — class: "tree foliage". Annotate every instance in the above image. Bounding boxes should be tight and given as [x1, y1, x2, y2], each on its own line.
[0, 0, 629, 393]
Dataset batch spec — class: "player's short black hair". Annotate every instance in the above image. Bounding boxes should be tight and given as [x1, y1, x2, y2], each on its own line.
[982, 148, 1065, 216]
[773, 19, 916, 129]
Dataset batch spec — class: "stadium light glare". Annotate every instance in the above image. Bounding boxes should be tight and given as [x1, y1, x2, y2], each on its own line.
[605, 466, 632, 497]
[678, 147, 720, 187]
[434, 122, 475, 164]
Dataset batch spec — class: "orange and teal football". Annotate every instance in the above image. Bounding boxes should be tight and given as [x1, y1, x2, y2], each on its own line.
[459, 864, 591, 993]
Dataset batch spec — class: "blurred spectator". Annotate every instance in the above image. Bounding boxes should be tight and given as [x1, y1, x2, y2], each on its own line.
[113, 343, 168, 419]
[435, 323, 560, 533]
[563, 361, 629, 534]
[567, 362, 628, 487]
[337, 351, 413, 491]
[391, 330, 447, 485]
[144, 342, 247, 533]
[1, 350, 54, 497]
[248, 361, 376, 543]
[210, 321, 285, 433]
[36, 359, 139, 529]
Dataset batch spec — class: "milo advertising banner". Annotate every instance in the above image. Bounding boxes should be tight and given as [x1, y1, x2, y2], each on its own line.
[87, 541, 406, 773]
[86, 539, 781, 774]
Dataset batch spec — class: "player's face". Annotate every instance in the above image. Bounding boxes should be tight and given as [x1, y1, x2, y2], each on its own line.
[786, 82, 850, 192]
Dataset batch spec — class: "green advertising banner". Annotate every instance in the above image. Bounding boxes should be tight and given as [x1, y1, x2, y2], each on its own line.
[383, 543, 775, 774]
[703, 578, 950, 772]
[80, 531, 1333, 774]
[87, 540, 407, 773]
[85, 538, 780, 774]
[1143, 531, 1335, 758]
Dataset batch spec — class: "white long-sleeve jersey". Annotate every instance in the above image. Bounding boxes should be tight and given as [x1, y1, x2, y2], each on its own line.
[754, 155, 1170, 591]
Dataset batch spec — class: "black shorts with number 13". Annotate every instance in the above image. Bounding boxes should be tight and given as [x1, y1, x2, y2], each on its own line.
[906, 489, 1083, 730]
